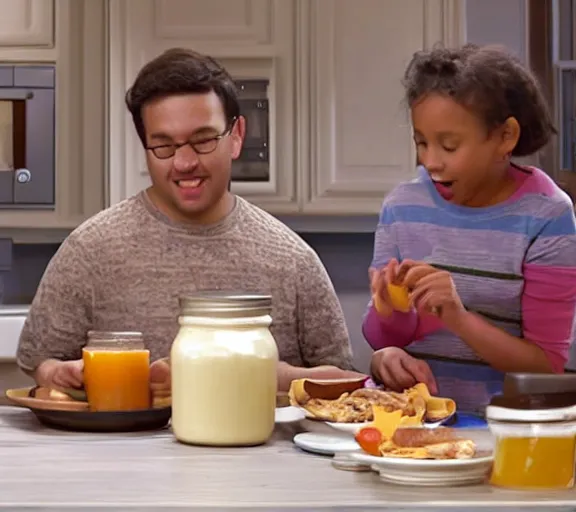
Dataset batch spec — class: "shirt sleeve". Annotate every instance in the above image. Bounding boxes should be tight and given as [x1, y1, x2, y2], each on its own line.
[17, 234, 96, 373]
[295, 248, 355, 370]
[522, 203, 576, 372]
[363, 202, 428, 350]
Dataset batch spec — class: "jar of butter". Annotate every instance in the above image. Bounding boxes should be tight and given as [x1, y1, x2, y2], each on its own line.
[170, 291, 279, 446]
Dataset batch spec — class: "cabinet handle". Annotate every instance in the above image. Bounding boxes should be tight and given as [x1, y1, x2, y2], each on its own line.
[0, 91, 33, 100]
[15, 168, 31, 184]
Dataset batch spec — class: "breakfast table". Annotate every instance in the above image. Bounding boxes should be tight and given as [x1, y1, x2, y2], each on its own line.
[0, 406, 574, 511]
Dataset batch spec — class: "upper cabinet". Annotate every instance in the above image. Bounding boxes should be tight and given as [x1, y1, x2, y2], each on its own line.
[301, 0, 463, 214]
[0, 0, 54, 47]
[109, 0, 464, 216]
[108, 0, 297, 212]
[0, 0, 106, 233]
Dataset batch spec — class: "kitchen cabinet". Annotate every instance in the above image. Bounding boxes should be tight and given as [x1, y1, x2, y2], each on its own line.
[0, 0, 54, 48]
[0, 0, 106, 233]
[0, 65, 56, 207]
[301, 0, 463, 214]
[108, 0, 297, 212]
[109, 0, 464, 216]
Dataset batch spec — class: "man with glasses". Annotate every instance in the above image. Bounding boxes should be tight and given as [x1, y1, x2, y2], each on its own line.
[17, 48, 364, 395]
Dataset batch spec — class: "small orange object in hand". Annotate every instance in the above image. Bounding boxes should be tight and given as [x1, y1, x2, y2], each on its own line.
[354, 427, 383, 456]
[386, 282, 411, 313]
[371, 259, 412, 315]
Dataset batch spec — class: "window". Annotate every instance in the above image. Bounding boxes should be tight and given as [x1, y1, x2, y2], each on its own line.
[553, 0, 576, 171]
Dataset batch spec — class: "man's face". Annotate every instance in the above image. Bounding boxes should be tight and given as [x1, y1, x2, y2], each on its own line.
[142, 91, 244, 223]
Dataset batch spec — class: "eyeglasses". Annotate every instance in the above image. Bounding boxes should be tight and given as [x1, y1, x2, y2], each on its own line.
[146, 117, 237, 160]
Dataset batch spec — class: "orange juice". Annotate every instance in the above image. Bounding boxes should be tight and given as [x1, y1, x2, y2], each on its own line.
[83, 348, 151, 412]
[490, 436, 576, 489]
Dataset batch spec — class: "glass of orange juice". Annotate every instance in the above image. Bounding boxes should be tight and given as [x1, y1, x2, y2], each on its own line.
[83, 331, 151, 412]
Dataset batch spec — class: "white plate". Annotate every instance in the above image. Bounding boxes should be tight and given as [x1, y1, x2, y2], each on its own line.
[275, 406, 306, 424]
[293, 432, 360, 455]
[348, 451, 494, 487]
[292, 404, 370, 433]
[325, 421, 371, 434]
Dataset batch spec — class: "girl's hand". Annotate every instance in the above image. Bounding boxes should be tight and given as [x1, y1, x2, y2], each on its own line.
[369, 258, 401, 317]
[397, 259, 466, 330]
[370, 347, 438, 394]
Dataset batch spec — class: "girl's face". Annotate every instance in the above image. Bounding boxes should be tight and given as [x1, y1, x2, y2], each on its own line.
[411, 94, 518, 207]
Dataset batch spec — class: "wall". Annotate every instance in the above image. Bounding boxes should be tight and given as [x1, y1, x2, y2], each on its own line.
[299, 233, 374, 373]
[465, 0, 527, 60]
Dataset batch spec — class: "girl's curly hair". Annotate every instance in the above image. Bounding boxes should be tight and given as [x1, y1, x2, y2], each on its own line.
[403, 44, 556, 157]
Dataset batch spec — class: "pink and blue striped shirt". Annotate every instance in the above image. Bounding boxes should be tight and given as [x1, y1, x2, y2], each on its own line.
[363, 165, 576, 412]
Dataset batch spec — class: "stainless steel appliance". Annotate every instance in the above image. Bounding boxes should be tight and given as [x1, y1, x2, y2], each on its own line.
[232, 79, 269, 182]
[0, 65, 55, 208]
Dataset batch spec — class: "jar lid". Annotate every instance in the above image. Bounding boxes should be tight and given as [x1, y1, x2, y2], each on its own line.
[486, 403, 576, 423]
[179, 291, 272, 316]
[503, 373, 576, 396]
[87, 331, 143, 340]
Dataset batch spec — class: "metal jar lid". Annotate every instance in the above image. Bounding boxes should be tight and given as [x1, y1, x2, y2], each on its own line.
[179, 291, 272, 317]
[87, 331, 143, 341]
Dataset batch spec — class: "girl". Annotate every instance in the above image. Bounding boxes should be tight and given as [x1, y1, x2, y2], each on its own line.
[364, 44, 576, 413]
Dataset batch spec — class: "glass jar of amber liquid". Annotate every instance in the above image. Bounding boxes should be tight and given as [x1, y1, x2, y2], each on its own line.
[170, 291, 279, 447]
[487, 404, 576, 489]
[83, 331, 151, 412]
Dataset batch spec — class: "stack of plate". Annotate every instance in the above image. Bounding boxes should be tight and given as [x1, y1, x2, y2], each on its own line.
[348, 451, 493, 486]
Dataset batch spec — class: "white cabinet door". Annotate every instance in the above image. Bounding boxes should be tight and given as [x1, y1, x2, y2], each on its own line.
[0, 0, 54, 47]
[108, 0, 297, 212]
[301, 0, 463, 214]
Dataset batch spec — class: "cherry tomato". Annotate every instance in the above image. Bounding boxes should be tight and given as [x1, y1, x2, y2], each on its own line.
[355, 427, 382, 456]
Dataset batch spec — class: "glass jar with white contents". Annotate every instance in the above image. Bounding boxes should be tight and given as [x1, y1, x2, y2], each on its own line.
[170, 291, 279, 446]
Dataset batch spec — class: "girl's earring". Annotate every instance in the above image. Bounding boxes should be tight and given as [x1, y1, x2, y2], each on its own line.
[502, 152, 511, 162]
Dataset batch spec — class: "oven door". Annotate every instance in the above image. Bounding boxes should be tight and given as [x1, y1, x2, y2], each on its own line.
[0, 66, 55, 207]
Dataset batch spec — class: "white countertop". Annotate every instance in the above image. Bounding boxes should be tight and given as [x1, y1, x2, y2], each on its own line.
[0, 407, 573, 510]
[0, 305, 29, 316]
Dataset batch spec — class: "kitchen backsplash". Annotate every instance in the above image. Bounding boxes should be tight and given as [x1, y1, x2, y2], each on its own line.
[2, 243, 60, 304]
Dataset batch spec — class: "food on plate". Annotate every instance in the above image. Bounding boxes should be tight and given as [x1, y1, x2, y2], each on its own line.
[354, 427, 382, 456]
[294, 387, 425, 423]
[27, 386, 171, 409]
[289, 378, 455, 425]
[288, 376, 367, 407]
[355, 406, 476, 460]
[385, 282, 411, 313]
[29, 387, 78, 402]
[392, 426, 461, 447]
[405, 383, 456, 422]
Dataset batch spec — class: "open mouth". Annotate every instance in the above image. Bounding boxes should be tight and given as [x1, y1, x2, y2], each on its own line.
[430, 177, 455, 188]
[430, 178, 455, 199]
[175, 178, 205, 189]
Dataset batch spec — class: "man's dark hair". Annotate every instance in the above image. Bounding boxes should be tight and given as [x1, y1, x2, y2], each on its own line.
[125, 48, 240, 145]
[402, 43, 556, 157]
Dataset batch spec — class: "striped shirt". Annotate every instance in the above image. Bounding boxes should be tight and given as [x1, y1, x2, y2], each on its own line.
[363, 165, 576, 413]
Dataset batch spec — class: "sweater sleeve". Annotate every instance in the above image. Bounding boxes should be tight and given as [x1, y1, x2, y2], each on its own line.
[295, 248, 355, 370]
[362, 202, 441, 350]
[17, 234, 96, 373]
[522, 204, 576, 372]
